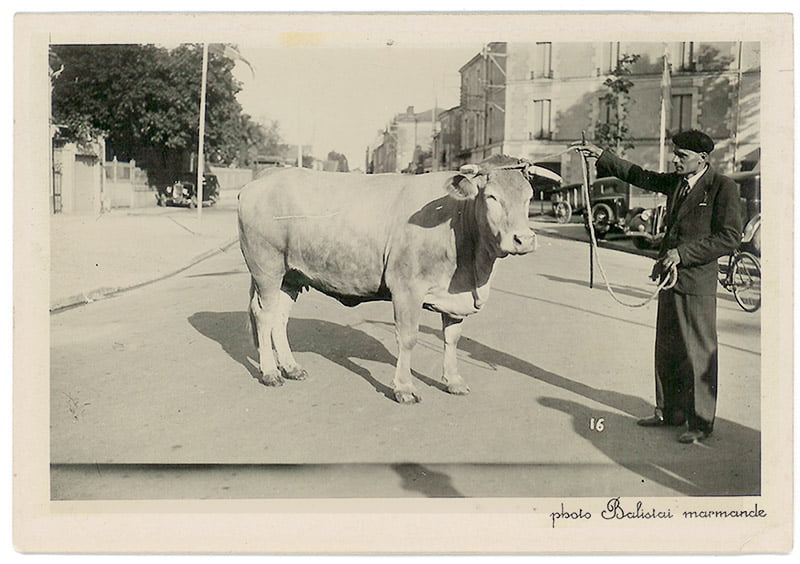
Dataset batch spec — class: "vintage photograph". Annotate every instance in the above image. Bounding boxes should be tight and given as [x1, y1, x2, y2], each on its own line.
[13, 11, 793, 554]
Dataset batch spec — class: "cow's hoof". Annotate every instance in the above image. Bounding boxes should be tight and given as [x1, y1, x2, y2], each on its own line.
[259, 370, 285, 387]
[394, 390, 422, 404]
[281, 366, 308, 381]
[446, 383, 471, 395]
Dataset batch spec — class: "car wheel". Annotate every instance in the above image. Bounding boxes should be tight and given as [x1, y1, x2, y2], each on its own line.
[590, 203, 613, 238]
[554, 201, 572, 224]
[632, 237, 652, 250]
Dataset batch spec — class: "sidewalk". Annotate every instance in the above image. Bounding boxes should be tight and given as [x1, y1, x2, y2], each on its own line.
[50, 190, 241, 312]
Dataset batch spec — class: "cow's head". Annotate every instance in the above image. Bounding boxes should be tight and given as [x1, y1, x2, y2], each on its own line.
[446, 157, 560, 257]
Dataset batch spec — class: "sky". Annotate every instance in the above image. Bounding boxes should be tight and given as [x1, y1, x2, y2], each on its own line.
[231, 42, 483, 170]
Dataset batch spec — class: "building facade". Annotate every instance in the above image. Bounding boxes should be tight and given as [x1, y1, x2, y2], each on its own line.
[458, 42, 507, 166]
[431, 105, 463, 172]
[501, 41, 760, 184]
[369, 106, 436, 174]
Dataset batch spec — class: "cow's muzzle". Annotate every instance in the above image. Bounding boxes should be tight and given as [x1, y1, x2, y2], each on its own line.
[506, 228, 537, 255]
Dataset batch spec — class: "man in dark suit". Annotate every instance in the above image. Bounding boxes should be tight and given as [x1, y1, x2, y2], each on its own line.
[574, 130, 742, 443]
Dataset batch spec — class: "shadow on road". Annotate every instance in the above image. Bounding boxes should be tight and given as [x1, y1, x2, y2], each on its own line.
[537, 273, 657, 300]
[188, 312, 760, 496]
[391, 463, 464, 497]
[537, 396, 760, 496]
[410, 322, 654, 419]
[189, 312, 421, 401]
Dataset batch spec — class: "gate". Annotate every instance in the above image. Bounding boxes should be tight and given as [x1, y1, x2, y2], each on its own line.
[52, 164, 63, 214]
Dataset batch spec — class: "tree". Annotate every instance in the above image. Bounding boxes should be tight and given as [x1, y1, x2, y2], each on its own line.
[326, 150, 349, 172]
[594, 53, 641, 158]
[49, 43, 264, 184]
[236, 115, 286, 167]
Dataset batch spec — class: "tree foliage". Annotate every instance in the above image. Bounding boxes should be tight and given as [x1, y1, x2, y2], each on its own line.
[326, 150, 350, 172]
[49, 44, 280, 179]
[594, 53, 641, 158]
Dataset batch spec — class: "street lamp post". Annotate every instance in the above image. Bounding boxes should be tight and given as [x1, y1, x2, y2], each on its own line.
[196, 43, 209, 220]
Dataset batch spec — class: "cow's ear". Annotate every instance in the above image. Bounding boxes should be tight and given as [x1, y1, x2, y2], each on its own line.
[446, 173, 482, 200]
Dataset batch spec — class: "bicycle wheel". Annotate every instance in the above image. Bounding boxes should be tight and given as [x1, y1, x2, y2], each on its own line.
[731, 251, 761, 312]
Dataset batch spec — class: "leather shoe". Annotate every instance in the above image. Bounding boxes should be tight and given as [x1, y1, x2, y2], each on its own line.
[637, 415, 666, 427]
[678, 429, 709, 443]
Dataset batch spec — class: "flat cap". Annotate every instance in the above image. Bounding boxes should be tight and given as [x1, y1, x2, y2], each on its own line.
[672, 129, 715, 154]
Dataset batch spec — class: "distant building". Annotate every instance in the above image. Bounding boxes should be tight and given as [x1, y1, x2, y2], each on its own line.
[432, 105, 463, 171]
[458, 42, 507, 166]
[368, 106, 436, 174]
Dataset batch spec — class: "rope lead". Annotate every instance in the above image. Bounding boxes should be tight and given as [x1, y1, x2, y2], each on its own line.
[577, 147, 677, 308]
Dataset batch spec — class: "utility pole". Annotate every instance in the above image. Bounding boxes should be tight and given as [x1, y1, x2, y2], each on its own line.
[196, 42, 209, 220]
[483, 44, 489, 159]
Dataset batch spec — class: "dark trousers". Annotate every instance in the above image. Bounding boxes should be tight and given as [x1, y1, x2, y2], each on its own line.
[654, 290, 718, 433]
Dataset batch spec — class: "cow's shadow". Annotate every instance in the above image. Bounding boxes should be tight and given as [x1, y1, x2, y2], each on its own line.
[188, 312, 446, 401]
[386, 320, 654, 418]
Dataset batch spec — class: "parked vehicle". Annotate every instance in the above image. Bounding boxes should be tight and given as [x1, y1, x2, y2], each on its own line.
[156, 172, 220, 208]
[546, 177, 649, 237]
[625, 202, 667, 250]
[253, 155, 286, 178]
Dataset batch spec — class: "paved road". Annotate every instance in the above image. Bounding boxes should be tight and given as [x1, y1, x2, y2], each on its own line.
[50, 226, 761, 499]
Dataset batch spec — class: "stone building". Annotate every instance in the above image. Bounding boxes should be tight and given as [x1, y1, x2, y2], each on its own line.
[458, 42, 507, 166]
[369, 106, 436, 174]
[498, 41, 760, 183]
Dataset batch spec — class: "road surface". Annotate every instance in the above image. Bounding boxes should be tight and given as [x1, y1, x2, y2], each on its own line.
[50, 225, 761, 499]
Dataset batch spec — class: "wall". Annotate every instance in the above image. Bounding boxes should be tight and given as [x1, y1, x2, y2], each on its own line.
[52, 141, 104, 215]
[210, 166, 253, 191]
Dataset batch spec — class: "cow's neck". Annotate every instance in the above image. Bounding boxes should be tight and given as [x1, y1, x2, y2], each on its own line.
[460, 199, 498, 310]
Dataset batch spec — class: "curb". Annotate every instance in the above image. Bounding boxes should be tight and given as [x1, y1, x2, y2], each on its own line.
[50, 236, 241, 314]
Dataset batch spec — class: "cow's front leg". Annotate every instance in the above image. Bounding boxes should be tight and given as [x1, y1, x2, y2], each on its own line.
[442, 313, 470, 395]
[391, 293, 422, 404]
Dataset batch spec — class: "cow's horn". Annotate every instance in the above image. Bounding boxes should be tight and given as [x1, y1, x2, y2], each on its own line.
[459, 164, 481, 175]
[524, 164, 562, 184]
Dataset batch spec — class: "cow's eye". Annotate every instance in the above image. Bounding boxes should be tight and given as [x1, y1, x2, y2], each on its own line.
[486, 194, 497, 202]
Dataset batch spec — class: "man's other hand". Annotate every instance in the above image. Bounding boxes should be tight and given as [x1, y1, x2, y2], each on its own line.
[570, 141, 604, 159]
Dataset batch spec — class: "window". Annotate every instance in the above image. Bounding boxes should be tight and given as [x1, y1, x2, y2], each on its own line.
[605, 42, 621, 74]
[532, 42, 552, 79]
[599, 97, 617, 125]
[670, 93, 692, 133]
[677, 42, 695, 71]
[531, 99, 552, 140]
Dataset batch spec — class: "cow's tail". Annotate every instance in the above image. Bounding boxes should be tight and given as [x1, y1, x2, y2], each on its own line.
[248, 277, 261, 348]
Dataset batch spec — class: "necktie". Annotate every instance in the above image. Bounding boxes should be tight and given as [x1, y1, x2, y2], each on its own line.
[676, 178, 691, 207]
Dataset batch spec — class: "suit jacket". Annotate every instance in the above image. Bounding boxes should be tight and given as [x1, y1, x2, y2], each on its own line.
[596, 151, 742, 295]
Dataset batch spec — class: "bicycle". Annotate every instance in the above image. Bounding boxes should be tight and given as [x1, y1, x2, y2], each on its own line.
[718, 214, 761, 313]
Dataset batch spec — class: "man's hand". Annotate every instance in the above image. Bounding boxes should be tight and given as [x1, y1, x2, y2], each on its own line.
[570, 141, 604, 159]
[661, 248, 682, 271]
[650, 249, 682, 282]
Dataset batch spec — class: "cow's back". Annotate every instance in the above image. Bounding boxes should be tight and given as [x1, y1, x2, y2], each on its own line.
[238, 168, 452, 301]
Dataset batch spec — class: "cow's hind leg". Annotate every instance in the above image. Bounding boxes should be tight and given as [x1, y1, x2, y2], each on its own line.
[249, 275, 284, 386]
[442, 313, 470, 395]
[391, 292, 423, 404]
[272, 286, 308, 381]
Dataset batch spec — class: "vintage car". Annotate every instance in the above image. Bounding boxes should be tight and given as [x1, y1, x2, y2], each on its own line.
[547, 177, 646, 238]
[156, 171, 220, 208]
